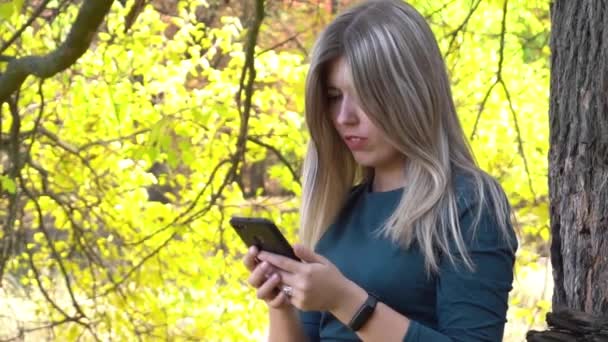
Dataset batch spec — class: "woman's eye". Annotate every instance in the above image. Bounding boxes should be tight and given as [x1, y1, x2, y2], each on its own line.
[327, 94, 342, 102]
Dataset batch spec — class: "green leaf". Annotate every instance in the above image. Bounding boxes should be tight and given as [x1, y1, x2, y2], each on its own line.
[0, 0, 24, 20]
[0, 175, 16, 194]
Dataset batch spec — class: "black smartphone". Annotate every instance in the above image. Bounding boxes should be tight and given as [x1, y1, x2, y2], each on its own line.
[229, 216, 300, 261]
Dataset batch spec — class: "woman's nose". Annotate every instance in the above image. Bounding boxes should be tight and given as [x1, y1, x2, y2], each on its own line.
[335, 95, 359, 125]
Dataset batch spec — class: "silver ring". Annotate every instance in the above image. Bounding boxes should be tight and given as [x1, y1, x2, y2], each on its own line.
[282, 285, 293, 297]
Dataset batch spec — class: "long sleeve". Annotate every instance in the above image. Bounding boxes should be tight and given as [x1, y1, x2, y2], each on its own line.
[298, 309, 321, 342]
[403, 194, 517, 342]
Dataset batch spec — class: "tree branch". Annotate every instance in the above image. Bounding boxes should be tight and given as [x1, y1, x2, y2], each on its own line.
[467, 0, 536, 199]
[443, 0, 482, 57]
[0, 96, 22, 282]
[124, 159, 232, 247]
[500, 79, 537, 200]
[247, 136, 300, 185]
[256, 31, 304, 57]
[469, 0, 509, 140]
[20, 178, 89, 322]
[179, 0, 266, 225]
[0, 0, 115, 103]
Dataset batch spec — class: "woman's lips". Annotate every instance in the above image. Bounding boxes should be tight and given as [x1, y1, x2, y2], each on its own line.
[344, 136, 367, 150]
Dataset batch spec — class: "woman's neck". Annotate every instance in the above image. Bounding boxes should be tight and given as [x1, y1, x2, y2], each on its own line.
[371, 162, 406, 192]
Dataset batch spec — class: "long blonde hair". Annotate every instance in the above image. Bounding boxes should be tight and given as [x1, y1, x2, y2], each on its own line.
[299, 0, 513, 273]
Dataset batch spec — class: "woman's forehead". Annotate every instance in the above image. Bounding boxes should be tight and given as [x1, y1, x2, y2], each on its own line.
[326, 57, 353, 90]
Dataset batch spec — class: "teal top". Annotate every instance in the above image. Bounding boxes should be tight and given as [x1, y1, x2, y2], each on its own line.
[298, 176, 517, 341]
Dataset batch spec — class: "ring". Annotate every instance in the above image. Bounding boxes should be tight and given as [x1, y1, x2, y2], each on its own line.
[282, 285, 294, 297]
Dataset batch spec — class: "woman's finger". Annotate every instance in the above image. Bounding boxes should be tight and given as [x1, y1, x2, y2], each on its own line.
[267, 289, 288, 308]
[257, 273, 282, 300]
[275, 269, 297, 285]
[243, 246, 259, 271]
[248, 261, 272, 288]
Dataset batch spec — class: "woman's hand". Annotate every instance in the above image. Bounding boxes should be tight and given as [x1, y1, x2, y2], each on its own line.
[257, 244, 357, 313]
[243, 246, 291, 309]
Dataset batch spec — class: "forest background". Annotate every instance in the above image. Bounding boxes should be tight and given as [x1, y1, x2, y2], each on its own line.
[0, 0, 551, 341]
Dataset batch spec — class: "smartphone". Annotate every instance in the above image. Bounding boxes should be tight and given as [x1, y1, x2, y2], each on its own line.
[229, 216, 300, 261]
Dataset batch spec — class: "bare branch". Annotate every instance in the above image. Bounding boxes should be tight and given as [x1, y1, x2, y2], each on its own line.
[247, 136, 300, 185]
[26, 248, 76, 322]
[256, 31, 304, 56]
[0, 0, 115, 103]
[443, 0, 482, 57]
[20, 179, 89, 323]
[466, 0, 536, 199]
[500, 80, 537, 200]
[36, 126, 104, 190]
[100, 232, 177, 297]
[424, 0, 458, 20]
[0, 96, 22, 281]
[0, 316, 79, 342]
[470, 79, 499, 140]
[124, 158, 232, 247]
[469, 0, 509, 140]
[25, 80, 46, 157]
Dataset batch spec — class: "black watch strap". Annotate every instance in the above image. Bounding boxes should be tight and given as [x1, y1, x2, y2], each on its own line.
[347, 292, 379, 331]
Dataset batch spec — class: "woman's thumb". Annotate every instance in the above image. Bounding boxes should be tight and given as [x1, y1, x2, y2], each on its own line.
[294, 244, 327, 264]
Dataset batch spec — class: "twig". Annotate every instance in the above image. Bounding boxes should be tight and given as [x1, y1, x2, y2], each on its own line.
[444, 0, 482, 57]
[467, 0, 536, 199]
[256, 31, 304, 57]
[500, 79, 537, 200]
[25, 80, 45, 157]
[469, 0, 509, 140]
[124, 158, 232, 247]
[247, 136, 300, 184]
[0, 96, 22, 282]
[20, 180, 89, 322]
[424, 0, 458, 21]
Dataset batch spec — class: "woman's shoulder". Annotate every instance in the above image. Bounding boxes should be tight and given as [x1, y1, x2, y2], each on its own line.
[452, 169, 508, 213]
[451, 169, 516, 248]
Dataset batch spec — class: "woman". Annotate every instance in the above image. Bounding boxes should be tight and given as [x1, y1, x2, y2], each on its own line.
[243, 0, 517, 341]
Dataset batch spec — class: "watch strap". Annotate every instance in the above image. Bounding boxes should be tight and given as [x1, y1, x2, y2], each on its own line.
[347, 292, 379, 331]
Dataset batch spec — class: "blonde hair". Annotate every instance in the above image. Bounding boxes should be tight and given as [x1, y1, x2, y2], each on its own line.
[299, 0, 513, 273]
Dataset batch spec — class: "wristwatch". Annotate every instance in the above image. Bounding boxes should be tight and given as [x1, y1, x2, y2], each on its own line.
[347, 292, 379, 331]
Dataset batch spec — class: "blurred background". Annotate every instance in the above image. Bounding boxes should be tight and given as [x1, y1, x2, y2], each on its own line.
[0, 0, 550, 340]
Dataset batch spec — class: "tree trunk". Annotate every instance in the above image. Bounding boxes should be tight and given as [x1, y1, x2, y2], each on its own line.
[549, 0, 608, 316]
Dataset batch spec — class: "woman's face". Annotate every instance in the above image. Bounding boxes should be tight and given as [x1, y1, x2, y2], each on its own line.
[327, 57, 405, 172]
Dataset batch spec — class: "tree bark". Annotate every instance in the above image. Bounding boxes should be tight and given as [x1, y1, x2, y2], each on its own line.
[549, 0, 608, 315]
